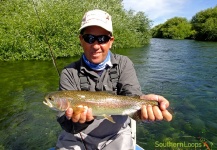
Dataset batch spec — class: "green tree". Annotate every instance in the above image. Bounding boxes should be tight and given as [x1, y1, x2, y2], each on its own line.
[152, 17, 192, 39]
[0, 0, 151, 61]
[151, 24, 163, 38]
[191, 6, 217, 41]
[114, 10, 151, 48]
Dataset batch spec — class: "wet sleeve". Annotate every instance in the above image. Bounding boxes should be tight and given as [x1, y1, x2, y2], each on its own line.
[117, 56, 143, 96]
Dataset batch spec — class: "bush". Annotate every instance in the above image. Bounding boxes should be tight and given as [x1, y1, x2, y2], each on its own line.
[191, 6, 217, 41]
[151, 17, 192, 39]
[0, 0, 151, 61]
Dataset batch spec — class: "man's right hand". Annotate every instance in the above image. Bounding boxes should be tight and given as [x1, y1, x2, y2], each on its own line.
[65, 106, 94, 123]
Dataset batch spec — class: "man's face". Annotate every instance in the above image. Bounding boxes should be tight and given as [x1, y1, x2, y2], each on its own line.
[79, 26, 114, 64]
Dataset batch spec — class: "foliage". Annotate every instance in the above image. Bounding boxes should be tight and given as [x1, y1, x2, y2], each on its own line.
[114, 10, 151, 48]
[0, 0, 151, 61]
[151, 6, 217, 41]
[191, 6, 217, 41]
[151, 24, 163, 38]
[151, 17, 193, 39]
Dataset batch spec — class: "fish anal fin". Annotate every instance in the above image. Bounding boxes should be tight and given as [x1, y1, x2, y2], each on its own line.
[103, 114, 116, 123]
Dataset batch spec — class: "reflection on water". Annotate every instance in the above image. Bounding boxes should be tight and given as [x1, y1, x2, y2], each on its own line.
[0, 39, 217, 149]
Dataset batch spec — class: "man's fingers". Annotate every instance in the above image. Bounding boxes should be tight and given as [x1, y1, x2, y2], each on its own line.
[141, 105, 148, 120]
[140, 94, 170, 111]
[68, 106, 94, 123]
[79, 106, 88, 123]
[162, 110, 173, 121]
[65, 108, 73, 120]
[141, 105, 170, 121]
[153, 106, 163, 120]
[72, 113, 81, 123]
[86, 108, 94, 121]
[147, 105, 155, 121]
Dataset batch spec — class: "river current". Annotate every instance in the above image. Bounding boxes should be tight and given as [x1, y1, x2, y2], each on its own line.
[0, 38, 217, 149]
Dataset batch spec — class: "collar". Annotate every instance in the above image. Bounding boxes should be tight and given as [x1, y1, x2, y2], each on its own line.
[79, 52, 118, 74]
[82, 51, 112, 71]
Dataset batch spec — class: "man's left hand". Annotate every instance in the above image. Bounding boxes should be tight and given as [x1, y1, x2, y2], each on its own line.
[140, 94, 172, 121]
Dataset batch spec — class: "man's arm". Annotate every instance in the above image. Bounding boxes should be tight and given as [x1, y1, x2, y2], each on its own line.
[117, 56, 172, 121]
[117, 56, 143, 96]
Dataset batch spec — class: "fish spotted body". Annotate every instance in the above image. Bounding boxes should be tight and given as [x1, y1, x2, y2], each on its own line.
[43, 90, 158, 122]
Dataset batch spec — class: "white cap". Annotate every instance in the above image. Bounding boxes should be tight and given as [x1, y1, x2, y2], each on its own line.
[79, 9, 113, 33]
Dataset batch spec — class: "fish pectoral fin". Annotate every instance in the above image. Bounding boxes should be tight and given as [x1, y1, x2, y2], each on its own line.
[102, 114, 116, 123]
[73, 106, 85, 115]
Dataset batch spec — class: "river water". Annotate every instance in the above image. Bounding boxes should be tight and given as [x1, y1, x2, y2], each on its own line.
[0, 38, 217, 149]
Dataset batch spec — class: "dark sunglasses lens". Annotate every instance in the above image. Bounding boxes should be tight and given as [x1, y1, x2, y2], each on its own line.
[97, 35, 110, 44]
[82, 34, 111, 44]
[83, 34, 95, 44]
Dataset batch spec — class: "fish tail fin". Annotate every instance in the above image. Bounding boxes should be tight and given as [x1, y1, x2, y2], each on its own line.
[103, 114, 116, 123]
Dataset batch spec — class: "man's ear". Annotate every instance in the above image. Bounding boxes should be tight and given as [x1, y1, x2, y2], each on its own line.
[79, 35, 83, 46]
[109, 37, 114, 49]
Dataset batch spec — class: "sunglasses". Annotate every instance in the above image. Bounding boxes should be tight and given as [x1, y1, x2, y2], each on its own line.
[82, 34, 111, 44]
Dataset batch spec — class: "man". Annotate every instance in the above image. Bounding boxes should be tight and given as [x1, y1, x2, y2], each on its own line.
[56, 9, 172, 150]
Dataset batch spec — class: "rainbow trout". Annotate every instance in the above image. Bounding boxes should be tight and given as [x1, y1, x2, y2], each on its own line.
[43, 90, 158, 123]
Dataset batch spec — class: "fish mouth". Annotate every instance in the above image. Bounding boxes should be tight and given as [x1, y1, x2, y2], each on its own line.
[43, 97, 66, 111]
[43, 99, 53, 108]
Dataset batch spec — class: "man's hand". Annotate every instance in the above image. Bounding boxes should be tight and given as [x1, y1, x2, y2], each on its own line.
[140, 94, 172, 121]
[65, 106, 94, 123]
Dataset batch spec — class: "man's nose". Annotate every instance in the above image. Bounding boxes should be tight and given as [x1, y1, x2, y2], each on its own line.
[92, 41, 100, 49]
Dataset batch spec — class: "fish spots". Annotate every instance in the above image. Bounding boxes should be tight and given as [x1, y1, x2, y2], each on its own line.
[77, 94, 86, 99]
[81, 95, 85, 98]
